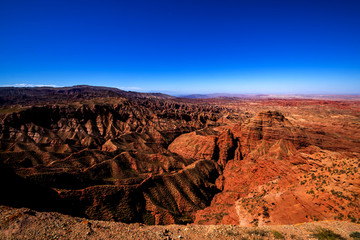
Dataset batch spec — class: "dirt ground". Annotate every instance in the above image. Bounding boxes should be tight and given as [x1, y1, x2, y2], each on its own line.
[1, 205, 359, 240]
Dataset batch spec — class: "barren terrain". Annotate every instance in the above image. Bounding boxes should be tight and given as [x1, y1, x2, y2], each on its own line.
[1, 206, 360, 239]
[0, 86, 359, 238]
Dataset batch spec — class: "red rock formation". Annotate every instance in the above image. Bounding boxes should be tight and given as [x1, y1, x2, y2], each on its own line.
[168, 130, 218, 161]
[195, 110, 360, 226]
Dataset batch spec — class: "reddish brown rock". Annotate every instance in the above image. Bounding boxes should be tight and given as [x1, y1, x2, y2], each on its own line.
[1, 86, 359, 226]
[168, 130, 218, 161]
[195, 110, 360, 226]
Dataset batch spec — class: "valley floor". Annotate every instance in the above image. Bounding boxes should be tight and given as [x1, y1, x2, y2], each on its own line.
[1, 205, 359, 240]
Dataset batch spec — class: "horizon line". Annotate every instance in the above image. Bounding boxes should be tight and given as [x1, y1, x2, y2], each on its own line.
[1, 84, 360, 96]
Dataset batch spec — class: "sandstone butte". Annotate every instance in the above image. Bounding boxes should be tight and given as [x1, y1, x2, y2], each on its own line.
[0, 86, 359, 234]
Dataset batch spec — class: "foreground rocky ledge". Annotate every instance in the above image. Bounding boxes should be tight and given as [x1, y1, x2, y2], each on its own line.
[1, 206, 359, 240]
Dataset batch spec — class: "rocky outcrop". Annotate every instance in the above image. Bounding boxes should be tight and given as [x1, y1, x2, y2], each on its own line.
[232, 111, 308, 157]
[168, 130, 218, 161]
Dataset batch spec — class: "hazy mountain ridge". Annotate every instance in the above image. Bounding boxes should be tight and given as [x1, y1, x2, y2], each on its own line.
[180, 93, 360, 100]
[0, 85, 174, 107]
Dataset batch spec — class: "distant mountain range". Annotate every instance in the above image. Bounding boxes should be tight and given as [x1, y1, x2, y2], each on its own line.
[179, 93, 360, 100]
[1, 85, 359, 106]
[0, 85, 173, 106]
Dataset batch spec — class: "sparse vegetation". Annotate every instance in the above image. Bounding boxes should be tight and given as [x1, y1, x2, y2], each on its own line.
[247, 229, 268, 237]
[350, 232, 360, 240]
[271, 230, 285, 239]
[307, 189, 315, 194]
[224, 229, 240, 236]
[262, 206, 270, 218]
[311, 228, 345, 240]
[349, 232, 360, 240]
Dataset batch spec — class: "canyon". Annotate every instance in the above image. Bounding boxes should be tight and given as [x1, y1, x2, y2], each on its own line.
[0, 86, 359, 228]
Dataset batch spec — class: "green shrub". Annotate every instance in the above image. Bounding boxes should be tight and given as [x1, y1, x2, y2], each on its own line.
[224, 230, 240, 236]
[247, 229, 268, 237]
[312, 228, 345, 240]
[350, 231, 360, 240]
[271, 230, 285, 239]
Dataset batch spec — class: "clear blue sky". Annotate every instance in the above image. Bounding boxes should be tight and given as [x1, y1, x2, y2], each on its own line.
[1, 0, 360, 94]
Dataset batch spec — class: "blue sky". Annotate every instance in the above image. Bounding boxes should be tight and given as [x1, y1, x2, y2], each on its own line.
[1, 0, 360, 94]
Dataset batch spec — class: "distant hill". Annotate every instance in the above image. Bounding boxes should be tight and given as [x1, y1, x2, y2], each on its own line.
[0, 85, 174, 106]
[180, 93, 360, 100]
